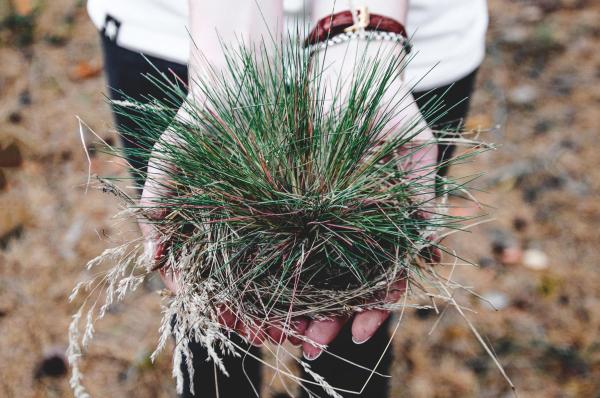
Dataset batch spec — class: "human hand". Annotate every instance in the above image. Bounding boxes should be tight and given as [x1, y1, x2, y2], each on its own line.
[138, 126, 310, 347]
[301, 39, 441, 360]
[301, 134, 441, 360]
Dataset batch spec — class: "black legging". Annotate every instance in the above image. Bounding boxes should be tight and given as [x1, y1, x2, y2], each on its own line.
[100, 33, 477, 398]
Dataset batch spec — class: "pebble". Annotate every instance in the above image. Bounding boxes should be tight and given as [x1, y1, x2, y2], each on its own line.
[512, 216, 528, 232]
[490, 228, 517, 254]
[69, 61, 102, 81]
[482, 291, 509, 310]
[478, 256, 497, 268]
[534, 119, 552, 135]
[19, 90, 31, 106]
[490, 229, 523, 265]
[508, 85, 539, 106]
[551, 73, 577, 96]
[522, 6, 543, 22]
[501, 27, 529, 46]
[8, 111, 22, 124]
[501, 246, 523, 265]
[523, 249, 549, 270]
[0, 143, 23, 168]
[414, 307, 434, 320]
[34, 348, 68, 379]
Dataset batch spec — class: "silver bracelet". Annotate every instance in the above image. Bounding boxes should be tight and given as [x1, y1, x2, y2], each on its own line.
[307, 30, 412, 54]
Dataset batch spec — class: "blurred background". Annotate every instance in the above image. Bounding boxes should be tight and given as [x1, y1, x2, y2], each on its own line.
[0, 0, 599, 397]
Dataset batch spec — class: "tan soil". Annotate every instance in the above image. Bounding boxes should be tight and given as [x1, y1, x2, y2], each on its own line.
[0, 1, 598, 397]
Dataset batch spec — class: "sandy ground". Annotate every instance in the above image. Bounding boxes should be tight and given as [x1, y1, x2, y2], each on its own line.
[0, 1, 599, 397]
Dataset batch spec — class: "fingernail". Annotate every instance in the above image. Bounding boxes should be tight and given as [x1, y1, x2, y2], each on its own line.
[352, 335, 371, 345]
[303, 349, 322, 361]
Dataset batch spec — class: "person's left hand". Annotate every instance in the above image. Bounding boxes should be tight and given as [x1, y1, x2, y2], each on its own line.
[301, 136, 440, 360]
[298, 34, 445, 359]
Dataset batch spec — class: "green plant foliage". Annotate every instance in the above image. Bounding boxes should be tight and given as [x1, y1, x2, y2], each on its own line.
[106, 37, 474, 319]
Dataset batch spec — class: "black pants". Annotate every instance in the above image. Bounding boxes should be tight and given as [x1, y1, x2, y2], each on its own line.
[101, 33, 477, 398]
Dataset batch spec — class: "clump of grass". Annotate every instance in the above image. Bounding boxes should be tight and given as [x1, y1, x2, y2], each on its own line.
[69, 36, 489, 397]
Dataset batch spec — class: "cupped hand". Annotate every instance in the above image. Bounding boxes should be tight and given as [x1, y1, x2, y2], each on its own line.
[299, 40, 443, 360]
[301, 135, 441, 360]
[138, 128, 308, 347]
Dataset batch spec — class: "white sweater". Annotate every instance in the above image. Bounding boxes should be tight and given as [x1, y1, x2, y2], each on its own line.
[88, 0, 487, 91]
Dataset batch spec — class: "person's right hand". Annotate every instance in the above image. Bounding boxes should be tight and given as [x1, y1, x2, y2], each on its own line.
[138, 127, 310, 347]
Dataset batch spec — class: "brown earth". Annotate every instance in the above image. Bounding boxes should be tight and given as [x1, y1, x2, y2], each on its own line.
[0, 1, 598, 397]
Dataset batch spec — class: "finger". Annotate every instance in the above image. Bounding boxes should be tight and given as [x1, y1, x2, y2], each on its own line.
[302, 317, 346, 361]
[244, 324, 266, 347]
[385, 278, 408, 303]
[236, 319, 266, 347]
[351, 309, 390, 345]
[218, 307, 238, 329]
[287, 316, 309, 346]
[266, 326, 286, 344]
[351, 278, 407, 344]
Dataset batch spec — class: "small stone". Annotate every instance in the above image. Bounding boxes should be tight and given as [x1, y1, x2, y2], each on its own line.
[490, 229, 514, 254]
[559, 138, 576, 150]
[0, 142, 23, 168]
[34, 348, 68, 379]
[466, 357, 489, 375]
[558, 294, 569, 305]
[512, 217, 528, 232]
[69, 61, 102, 81]
[501, 246, 523, 265]
[508, 85, 538, 106]
[414, 307, 434, 320]
[551, 73, 577, 96]
[521, 6, 543, 22]
[8, 111, 22, 124]
[60, 150, 72, 162]
[534, 119, 552, 135]
[523, 249, 549, 270]
[482, 292, 509, 310]
[490, 229, 520, 264]
[501, 27, 529, 46]
[512, 296, 530, 310]
[478, 256, 497, 268]
[118, 371, 128, 382]
[19, 89, 31, 106]
[0, 225, 23, 249]
[44, 33, 68, 47]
